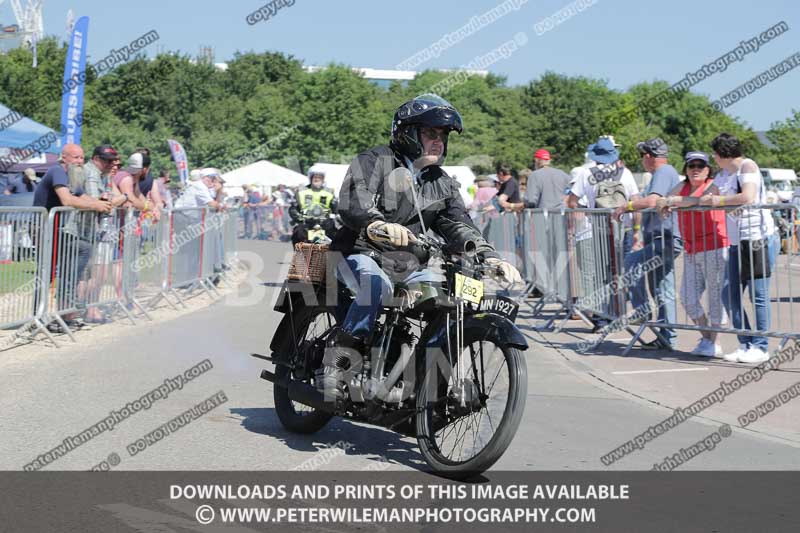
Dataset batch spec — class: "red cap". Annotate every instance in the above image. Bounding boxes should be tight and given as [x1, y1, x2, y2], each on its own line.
[534, 149, 551, 160]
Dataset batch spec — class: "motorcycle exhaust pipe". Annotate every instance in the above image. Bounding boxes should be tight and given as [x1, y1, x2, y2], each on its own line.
[287, 381, 337, 414]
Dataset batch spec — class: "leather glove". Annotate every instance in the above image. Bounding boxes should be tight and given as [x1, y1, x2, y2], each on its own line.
[366, 221, 417, 247]
[484, 257, 523, 286]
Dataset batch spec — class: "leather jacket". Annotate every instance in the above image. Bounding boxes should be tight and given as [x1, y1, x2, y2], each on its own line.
[331, 145, 499, 266]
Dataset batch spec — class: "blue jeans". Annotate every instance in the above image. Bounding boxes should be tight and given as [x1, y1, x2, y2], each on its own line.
[722, 234, 779, 352]
[622, 229, 634, 257]
[336, 254, 442, 338]
[624, 233, 680, 347]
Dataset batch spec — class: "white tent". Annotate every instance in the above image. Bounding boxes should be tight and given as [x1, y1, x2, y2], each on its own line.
[222, 160, 306, 196]
[310, 163, 476, 205]
[442, 165, 477, 205]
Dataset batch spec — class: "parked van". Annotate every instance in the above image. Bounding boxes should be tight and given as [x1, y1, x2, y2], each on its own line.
[761, 168, 799, 202]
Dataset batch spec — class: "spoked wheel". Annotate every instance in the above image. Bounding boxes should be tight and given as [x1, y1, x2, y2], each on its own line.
[273, 308, 336, 434]
[415, 336, 527, 479]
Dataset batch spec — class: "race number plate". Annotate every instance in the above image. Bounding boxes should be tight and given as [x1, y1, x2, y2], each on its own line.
[454, 273, 484, 305]
[478, 295, 519, 322]
[307, 228, 325, 242]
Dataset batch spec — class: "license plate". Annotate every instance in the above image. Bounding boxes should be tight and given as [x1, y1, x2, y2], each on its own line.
[477, 295, 519, 322]
[454, 273, 484, 305]
[307, 228, 325, 242]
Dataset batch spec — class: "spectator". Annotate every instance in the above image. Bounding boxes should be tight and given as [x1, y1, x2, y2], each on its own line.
[174, 168, 224, 211]
[133, 148, 162, 222]
[152, 168, 173, 211]
[114, 153, 155, 216]
[567, 138, 641, 329]
[657, 151, 728, 357]
[615, 137, 682, 350]
[518, 168, 532, 195]
[510, 149, 571, 211]
[83, 145, 122, 200]
[83, 145, 128, 324]
[241, 184, 254, 238]
[33, 143, 112, 332]
[170, 168, 225, 288]
[5, 168, 39, 194]
[469, 177, 498, 212]
[484, 164, 520, 212]
[701, 133, 779, 364]
[250, 186, 267, 238]
[201, 168, 228, 278]
[271, 184, 293, 238]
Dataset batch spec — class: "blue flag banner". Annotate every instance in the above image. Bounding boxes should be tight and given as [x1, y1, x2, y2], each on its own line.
[168, 139, 190, 183]
[59, 16, 89, 147]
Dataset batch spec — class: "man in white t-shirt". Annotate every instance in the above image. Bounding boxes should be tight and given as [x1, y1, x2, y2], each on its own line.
[566, 138, 640, 329]
[172, 168, 225, 287]
[174, 170, 223, 210]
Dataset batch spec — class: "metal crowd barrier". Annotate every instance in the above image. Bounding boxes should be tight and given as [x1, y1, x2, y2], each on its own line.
[0, 204, 237, 349]
[201, 210, 223, 295]
[144, 207, 217, 308]
[521, 209, 573, 325]
[516, 203, 800, 355]
[119, 209, 154, 321]
[222, 209, 239, 265]
[0, 207, 54, 347]
[620, 203, 800, 355]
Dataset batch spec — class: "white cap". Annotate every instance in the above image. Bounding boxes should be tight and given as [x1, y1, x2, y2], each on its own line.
[126, 153, 145, 172]
[189, 169, 202, 181]
[200, 167, 220, 179]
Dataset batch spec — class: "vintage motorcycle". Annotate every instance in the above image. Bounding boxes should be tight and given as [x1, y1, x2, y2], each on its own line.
[255, 230, 528, 479]
[290, 204, 336, 246]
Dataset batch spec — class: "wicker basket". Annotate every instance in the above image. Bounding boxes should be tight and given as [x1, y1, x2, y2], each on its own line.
[287, 242, 329, 283]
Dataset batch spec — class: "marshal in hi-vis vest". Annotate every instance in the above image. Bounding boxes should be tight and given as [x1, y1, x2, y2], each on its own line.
[298, 187, 334, 215]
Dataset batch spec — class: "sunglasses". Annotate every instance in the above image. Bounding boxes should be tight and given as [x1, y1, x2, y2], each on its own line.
[687, 163, 707, 170]
[420, 128, 448, 141]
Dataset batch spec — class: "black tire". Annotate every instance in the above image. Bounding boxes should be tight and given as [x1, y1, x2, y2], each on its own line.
[415, 335, 527, 480]
[273, 307, 335, 434]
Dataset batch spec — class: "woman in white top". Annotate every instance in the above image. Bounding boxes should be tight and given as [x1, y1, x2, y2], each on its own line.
[698, 133, 779, 364]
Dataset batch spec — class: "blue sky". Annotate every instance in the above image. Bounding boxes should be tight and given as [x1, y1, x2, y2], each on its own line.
[7, 0, 799, 130]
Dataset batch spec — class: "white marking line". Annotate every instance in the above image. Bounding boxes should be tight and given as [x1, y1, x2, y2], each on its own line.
[612, 368, 709, 375]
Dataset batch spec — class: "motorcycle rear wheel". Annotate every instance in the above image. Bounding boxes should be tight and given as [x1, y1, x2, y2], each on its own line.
[273, 308, 336, 434]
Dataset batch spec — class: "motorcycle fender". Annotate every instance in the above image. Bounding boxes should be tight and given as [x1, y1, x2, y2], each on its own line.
[273, 280, 323, 313]
[452, 312, 529, 350]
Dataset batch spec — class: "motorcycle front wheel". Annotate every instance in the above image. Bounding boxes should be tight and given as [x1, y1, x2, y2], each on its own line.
[415, 335, 527, 480]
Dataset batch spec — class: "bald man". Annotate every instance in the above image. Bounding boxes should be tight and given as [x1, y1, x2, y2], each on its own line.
[33, 143, 112, 212]
[34, 143, 112, 332]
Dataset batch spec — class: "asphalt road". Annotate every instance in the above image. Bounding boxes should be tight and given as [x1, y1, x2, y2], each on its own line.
[1, 238, 798, 472]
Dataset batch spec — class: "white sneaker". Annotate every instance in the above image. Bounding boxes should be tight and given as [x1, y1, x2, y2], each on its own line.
[738, 347, 770, 364]
[723, 345, 750, 363]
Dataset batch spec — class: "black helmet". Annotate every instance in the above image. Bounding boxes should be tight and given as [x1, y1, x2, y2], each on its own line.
[390, 93, 463, 160]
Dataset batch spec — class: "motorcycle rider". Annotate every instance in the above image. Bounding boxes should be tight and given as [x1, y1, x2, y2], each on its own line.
[322, 93, 522, 400]
[289, 166, 337, 245]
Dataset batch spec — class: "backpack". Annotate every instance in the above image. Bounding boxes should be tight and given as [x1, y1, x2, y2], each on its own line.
[592, 166, 627, 209]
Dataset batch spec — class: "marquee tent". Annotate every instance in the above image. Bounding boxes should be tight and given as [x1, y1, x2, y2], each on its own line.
[0, 102, 60, 154]
[221, 159, 307, 195]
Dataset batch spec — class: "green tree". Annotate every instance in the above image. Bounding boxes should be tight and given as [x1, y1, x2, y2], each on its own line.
[767, 110, 800, 172]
